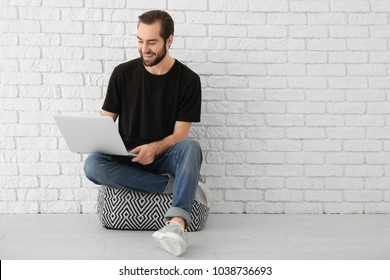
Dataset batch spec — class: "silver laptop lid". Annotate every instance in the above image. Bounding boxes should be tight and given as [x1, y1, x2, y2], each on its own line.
[54, 115, 129, 156]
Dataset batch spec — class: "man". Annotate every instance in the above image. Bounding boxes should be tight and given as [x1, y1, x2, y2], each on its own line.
[83, 10, 202, 257]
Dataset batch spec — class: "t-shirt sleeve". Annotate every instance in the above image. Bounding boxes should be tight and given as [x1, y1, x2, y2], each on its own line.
[177, 75, 202, 123]
[102, 67, 121, 114]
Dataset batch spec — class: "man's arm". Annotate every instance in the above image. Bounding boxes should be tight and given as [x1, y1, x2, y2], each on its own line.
[101, 110, 118, 122]
[131, 121, 192, 165]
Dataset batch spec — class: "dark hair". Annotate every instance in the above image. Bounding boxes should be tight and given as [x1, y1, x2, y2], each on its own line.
[138, 10, 174, 43]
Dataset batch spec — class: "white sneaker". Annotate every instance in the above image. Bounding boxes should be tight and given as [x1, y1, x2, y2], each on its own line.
[152, 223, 189, 256]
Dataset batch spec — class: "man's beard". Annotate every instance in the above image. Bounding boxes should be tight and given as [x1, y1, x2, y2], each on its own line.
[139, 45, 167, 67]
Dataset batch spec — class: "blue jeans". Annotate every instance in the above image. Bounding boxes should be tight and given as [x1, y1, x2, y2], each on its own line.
[83, 139, 203, 227]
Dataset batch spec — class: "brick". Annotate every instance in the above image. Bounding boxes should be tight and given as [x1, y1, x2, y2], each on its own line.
[206, 177, 245, 189]
[3, 150, 40, 163]
[326, 128, 365, 139]
[0, 98, 40, 111]
[227, 64, 266, 76]
[42, 47, 83, 59]
[249, 26, 288, 38]
[227, 114, 264, 126]
[40, 176, 81, 189]
[43, 0, 83, 7]
[84, 22, 125, 35]
[287, 127, 325, 139]
[228, 12, 266, 25]
[40, 201, 81, 214]
[345, 116, 385, 127]
[246, 152, 284, 164]
[62, 35, 102, 47]
[267, 39, 305, 50]
[0, 20, 40, 33]
[211, 201, 244, 213]
[187, 12, 225, 24]
[17, 189, 58, 201]
[267, 115, 304, 126]
[249, 0, 289, 12]
[287, 102, 325, 114]
[247, 177, 285, 189]
[59, 188, 98, 201]
[268, 13, 306, 25]
[207, 101, 245, 114]
[305, 190, 342, 202]
[372, 1, 390, 12]
[344, 191, 382, 202]
[265, 190, 303, 201]
[18, 7, 60, 20]
[267, 64, 306, 76]
[326, 153, 364, 164]
[344, 140, 382, 152]
[266, 165, 304, 177]
[285, 203, 323, 214]
[43, 73, 83, 85]
[329, 51, 368, 63]
[249, 77, 287, 89]
[0, 189, 16, 201]
[365, 203, 390, 214]
[19, 163, 60, 175]
[1, 72, 41, 85]
[210, 0, 248, 11]
[324, 203, 363, 214]
[286, 152, 324, 164]
[176, 24, 207, 37]
[326, 103, 365, 114]
[226, 164, 264, 176]
[224, 140, 264, 151]
[290, 26, 328, 38]
[348, 39, 387, 51]
[208, 76, 247, 88]
[0, 202, 39, 214]
[20, 59, 61, 72]
[225, 190, 262, 201]
[226, 89, 264, 101]
[62, 8, 103, 21]
[325, 178, 364, 190]
[247, 127, 284, 139]
[247, 102, 285, 113]
[330, 26, 369, 38]
[42, 21, 82, 34]
[329, 77, 368, 89]
[287, 178, 323, 189]
[345, 165, 383, 177]
[248, 51, 288, 63]
[266, 90, 305, 101]
[305, 165, 343, 177]
[265, 140, 302, 152]
[308, 13, 347, 25]
[331, 1, 369, 12]
[187, 38, 226, 50]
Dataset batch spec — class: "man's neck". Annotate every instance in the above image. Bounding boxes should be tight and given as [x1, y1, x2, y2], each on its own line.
[144, 55, 175, 75]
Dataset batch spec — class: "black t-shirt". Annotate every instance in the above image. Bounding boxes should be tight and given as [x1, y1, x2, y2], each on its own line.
[102, 58, 202, 150]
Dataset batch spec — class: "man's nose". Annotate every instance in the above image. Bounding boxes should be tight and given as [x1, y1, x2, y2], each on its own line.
[141, 44, 150, 54]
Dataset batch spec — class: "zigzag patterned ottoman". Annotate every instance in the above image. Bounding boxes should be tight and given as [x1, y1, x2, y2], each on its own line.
[97, 186, 210, 232]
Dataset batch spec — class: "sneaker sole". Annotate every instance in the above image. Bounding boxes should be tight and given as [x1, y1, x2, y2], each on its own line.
[152, 231, 186, 257]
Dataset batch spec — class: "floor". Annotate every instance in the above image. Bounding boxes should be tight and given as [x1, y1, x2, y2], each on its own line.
[0, 213, 390, 260]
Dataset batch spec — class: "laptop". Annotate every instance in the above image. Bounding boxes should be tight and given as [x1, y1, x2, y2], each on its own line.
[53, 115, 137, 157]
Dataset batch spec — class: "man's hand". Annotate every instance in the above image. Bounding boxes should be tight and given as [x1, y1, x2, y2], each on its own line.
[130, 144, 157, 165]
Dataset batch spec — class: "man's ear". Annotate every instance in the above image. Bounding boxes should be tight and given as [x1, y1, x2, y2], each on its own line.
[167, 35, 173, 48]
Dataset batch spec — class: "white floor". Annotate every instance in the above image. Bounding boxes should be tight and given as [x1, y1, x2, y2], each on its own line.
[1, 213, 390, 260]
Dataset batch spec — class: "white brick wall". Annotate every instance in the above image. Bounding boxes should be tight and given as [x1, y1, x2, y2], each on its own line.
[1, 0, 390, 214]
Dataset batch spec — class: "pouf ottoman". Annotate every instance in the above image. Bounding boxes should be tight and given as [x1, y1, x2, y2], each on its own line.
[97, 184, 211, 232]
